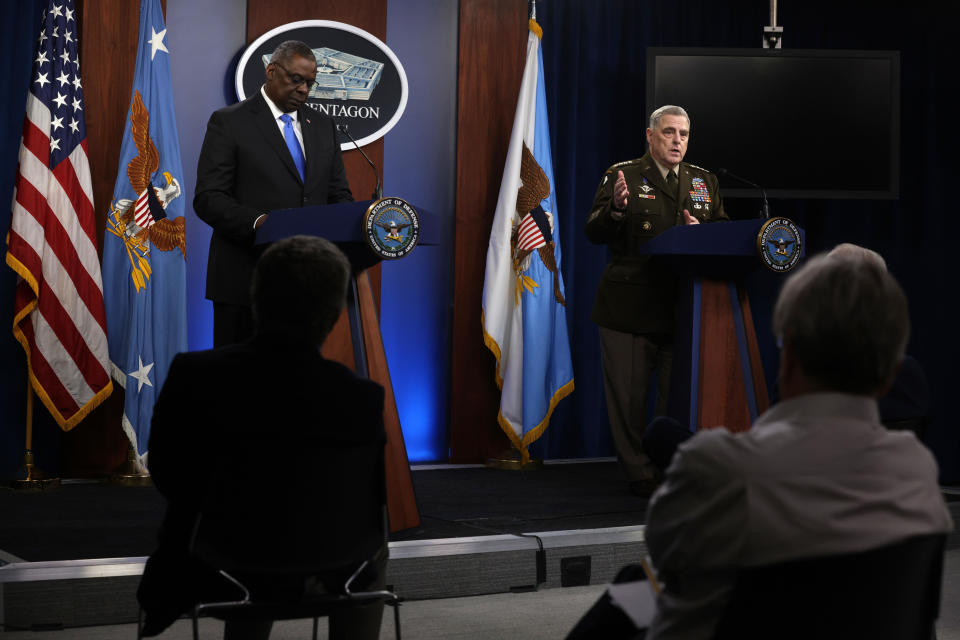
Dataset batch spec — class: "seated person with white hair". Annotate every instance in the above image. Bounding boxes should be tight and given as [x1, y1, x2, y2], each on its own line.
[569, 250, 953, 639]
[644, 251, 952, 639]
[827, 243, 931, 434]
[643, 243, 933, 470]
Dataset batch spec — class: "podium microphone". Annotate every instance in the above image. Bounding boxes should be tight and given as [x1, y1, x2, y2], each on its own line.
[336, 123, 382, 201]
[717, 168, 770, 220]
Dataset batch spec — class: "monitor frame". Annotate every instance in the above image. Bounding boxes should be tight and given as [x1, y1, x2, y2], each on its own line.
[646, 47, 901, 200]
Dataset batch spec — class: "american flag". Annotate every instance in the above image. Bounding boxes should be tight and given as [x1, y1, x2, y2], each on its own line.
[5, 0, 113, 430]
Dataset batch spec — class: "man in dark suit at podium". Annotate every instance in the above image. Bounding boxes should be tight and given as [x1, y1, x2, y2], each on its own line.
[585, 105, 727, 495]
[138, 236, 387, 640]
[195, 40, 353, 346]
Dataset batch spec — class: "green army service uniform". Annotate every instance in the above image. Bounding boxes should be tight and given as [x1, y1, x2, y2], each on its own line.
[586, 152, 727, 334]
[586, 152, 727, 483]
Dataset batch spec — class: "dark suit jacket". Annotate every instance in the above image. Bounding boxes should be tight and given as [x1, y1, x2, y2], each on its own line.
[194, 91, 353, 306]
[585, 152, 727, 336]
[137, 332, 385, 636]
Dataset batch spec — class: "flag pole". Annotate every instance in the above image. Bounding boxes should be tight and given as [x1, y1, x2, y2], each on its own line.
[10, 381, 60, 490]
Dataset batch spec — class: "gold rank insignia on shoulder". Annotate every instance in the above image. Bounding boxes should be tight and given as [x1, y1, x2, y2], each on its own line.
[609, 158, 641, 172]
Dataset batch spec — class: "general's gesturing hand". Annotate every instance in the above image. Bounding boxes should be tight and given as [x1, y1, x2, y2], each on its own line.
[613, 170, 630, 210]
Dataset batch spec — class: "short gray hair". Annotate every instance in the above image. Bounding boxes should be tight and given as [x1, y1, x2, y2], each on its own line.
[252, 235, 351, 344]
[772, 253, 909, 394]
[828, 242, 887, 271]
[268, 40, 316, 66]
[649, 105, 690, 131]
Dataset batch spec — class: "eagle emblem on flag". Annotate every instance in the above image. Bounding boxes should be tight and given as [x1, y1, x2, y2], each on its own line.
[510, 143, 565, 307]
[105, 90, 185, 292]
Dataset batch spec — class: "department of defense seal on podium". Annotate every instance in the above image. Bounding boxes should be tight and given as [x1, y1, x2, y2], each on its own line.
[757, 217, 802, 272]
[363, 198, 421, 259]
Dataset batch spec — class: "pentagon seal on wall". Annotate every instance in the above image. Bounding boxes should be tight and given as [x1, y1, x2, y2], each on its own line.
[236, 20, 408, 151]
[757, 217, 802, 272]
[363, 198, 420, 260]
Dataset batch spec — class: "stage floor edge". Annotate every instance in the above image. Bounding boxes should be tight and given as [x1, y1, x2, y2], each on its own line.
[0, 525, 646, 630]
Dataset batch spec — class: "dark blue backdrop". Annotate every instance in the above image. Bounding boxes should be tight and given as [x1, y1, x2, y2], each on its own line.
[531, 0, 960, 482]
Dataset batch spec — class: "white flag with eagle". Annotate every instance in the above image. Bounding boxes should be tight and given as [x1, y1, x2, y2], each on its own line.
[481, 17, 574, 464]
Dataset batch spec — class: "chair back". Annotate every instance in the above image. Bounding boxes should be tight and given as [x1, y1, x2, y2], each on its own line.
[712, 533, 946, 640]
[189, 432, 386, 577]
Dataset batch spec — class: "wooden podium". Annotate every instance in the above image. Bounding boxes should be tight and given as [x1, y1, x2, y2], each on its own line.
[256, 199, 431, 532]
[639, 219, 805, 434]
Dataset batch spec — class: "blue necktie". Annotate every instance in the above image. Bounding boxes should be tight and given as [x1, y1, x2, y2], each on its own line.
[279, 114, 305, 182]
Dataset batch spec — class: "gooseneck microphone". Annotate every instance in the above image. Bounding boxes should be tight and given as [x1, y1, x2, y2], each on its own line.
[336, 123, 382, 201]
[717, 168, 770, 220]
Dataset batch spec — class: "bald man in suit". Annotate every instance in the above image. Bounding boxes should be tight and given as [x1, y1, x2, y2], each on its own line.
[195, 39, 353, 346]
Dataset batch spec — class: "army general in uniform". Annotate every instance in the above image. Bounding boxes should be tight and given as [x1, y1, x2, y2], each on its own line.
[585, 105, 727, 495]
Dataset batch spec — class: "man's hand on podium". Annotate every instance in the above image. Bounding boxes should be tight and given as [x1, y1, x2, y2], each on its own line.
[682, 209, 700, 225]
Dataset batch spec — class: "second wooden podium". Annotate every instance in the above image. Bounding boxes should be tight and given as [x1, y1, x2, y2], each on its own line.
[639, 218, 805, 434]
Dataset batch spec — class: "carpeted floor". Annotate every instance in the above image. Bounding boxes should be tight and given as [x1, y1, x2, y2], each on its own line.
[393, 461, 646, 541]
[0, 461, 647, 562]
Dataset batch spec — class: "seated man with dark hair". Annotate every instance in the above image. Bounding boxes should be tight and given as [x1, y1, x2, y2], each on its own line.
[138, 236, 386, 640]
[642, 251, 952, 639]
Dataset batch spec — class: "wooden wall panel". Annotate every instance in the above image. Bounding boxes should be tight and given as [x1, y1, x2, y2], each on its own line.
[247, 2, 387, 41]
[449, 0, 527, 462]
[80, 0, 152, 239]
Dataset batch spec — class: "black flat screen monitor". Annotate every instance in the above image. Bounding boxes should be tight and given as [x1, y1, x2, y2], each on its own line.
[647, 48, 900, 200]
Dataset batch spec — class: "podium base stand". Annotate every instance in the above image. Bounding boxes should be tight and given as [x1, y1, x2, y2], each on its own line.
[485, 449, 544, 471]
